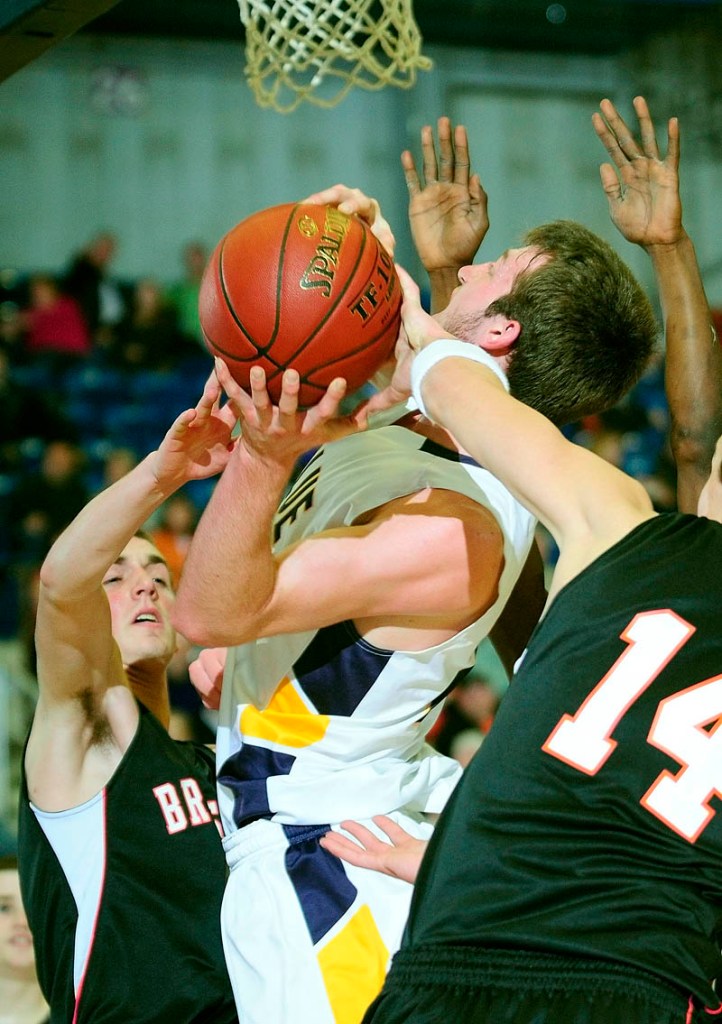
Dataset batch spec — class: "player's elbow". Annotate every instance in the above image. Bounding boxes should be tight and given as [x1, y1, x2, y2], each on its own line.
[171, 602, 255, 649]
[37, 548, 76, 604]
[669, 425, 718, 480]
[38, 554, 60, 596]
[171, 604, 223, 648]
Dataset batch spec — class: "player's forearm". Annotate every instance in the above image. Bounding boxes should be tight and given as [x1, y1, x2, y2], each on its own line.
[39, 455, 173, 600]
[428, 267, 462, 314]
[174, 444, 292, 647]
[648, 233, 722, 511]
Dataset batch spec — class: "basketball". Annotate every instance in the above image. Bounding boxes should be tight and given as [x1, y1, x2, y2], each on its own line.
[198, 202, 402, 406]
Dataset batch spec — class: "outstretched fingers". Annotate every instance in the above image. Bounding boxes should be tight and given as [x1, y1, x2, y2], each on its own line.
[631, 95, 660, 161]
[598, 160, 623, 202]
[401, 148, 421, 198]
[452, 123, 471, 185]
[435, 116, 454, 182]
[196, 370, 221, 413]
[214, 357, 257, 423]
[165, 406, 197, 440]
[277, 369, 301, 429]
[194, 369, 236, 431]
[248, 366, 275, 430]
[593, 105, 634, 170]
[319, 829, 378, 869]
[301, 377, 347, 435]
[419, 122, 439, 185]
[371, 814, 414, 844]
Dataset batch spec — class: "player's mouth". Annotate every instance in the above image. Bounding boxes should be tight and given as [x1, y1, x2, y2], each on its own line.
[133, 611, 160, 625]
[9, 932, 33, 947]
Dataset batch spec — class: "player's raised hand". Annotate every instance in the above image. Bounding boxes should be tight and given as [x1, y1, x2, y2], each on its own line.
[403, 117, 488, 278]
[320, 815, 428, 885]
[149, 371, 237, 491]
[593, 96, 683, 248]
[215, 357, 360, 465]
[301, 183, 396, 257]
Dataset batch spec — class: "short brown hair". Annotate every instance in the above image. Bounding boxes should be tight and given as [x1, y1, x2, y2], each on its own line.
[486, 220, 658, 425]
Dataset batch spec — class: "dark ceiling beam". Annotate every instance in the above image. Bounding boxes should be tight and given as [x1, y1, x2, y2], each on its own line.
[0, 0, 122, 83]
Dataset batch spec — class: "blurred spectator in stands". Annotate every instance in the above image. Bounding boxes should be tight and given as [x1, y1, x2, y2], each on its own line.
[0, 352, 74, 474]
[149, 492, 199, 587]
[428, 672, 499, 760]
[168, 240, 208, 349]
[15, 564, 41, 677]
[0, 301, 25, 362]
[22, 274, 91, 367]
[449, 729, 485, 769]
[111, 277, 190, 371]
[0, 855, 48, 1024]
[0, 269, 27, 362]
[575, 401, 675, 513]
[9, 440, 89, 567]
[101, 445, 138, 489]
[83, 444, 138, 498]
[62, 231, 127, 349]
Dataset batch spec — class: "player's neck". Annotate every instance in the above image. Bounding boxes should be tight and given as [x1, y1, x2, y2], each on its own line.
[126, 665, 172, 730]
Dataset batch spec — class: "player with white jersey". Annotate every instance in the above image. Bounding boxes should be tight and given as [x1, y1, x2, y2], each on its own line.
[212, 405, 535, 1024]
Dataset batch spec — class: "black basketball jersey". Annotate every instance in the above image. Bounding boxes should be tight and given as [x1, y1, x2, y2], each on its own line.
[404, 514, 722, 1008]
[18, 703, 238, 1024]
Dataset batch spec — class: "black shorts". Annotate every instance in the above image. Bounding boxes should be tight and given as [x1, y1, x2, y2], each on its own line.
[362, 946, 697, 1024]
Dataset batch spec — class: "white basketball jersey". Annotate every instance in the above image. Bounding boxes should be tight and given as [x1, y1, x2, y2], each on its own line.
[216, 414, 536, 834]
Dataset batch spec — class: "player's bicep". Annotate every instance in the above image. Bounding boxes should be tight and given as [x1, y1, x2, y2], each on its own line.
[34, 582, 126, 711]
[28, 588, 131, 808]
[252, 492, 504, 637]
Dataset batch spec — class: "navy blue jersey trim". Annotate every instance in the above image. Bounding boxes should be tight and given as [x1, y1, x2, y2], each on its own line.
[420, 437, 482, 469]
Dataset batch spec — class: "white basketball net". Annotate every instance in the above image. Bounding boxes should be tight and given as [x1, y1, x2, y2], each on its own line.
[237, 0, 433, 113]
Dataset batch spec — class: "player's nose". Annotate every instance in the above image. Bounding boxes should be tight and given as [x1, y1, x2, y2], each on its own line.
[132, 572, 158, 597]
[458, 263, 490, 284]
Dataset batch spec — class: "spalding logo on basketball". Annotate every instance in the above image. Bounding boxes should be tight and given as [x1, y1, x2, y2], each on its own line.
[198, 202, 402, 406]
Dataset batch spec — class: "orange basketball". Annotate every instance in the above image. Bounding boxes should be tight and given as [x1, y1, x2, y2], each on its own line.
[198, 202, 402, 406]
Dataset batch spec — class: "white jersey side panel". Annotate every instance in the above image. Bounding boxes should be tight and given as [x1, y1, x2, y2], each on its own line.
[31, 794, 106, 993]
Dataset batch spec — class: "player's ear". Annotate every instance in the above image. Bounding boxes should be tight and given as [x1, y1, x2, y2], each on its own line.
[478, 316, 520, 356]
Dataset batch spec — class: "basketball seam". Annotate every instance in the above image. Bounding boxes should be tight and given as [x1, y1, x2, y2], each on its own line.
[266, 219, 371, 385]
[302, 291, 401, 379]
[216, 235, 285, 368]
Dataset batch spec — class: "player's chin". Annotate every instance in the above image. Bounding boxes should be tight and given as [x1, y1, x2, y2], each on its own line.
[127, 633, 175, 665]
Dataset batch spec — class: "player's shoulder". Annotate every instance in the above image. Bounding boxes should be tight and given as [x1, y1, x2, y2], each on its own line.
[364, 485, 502, 537]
